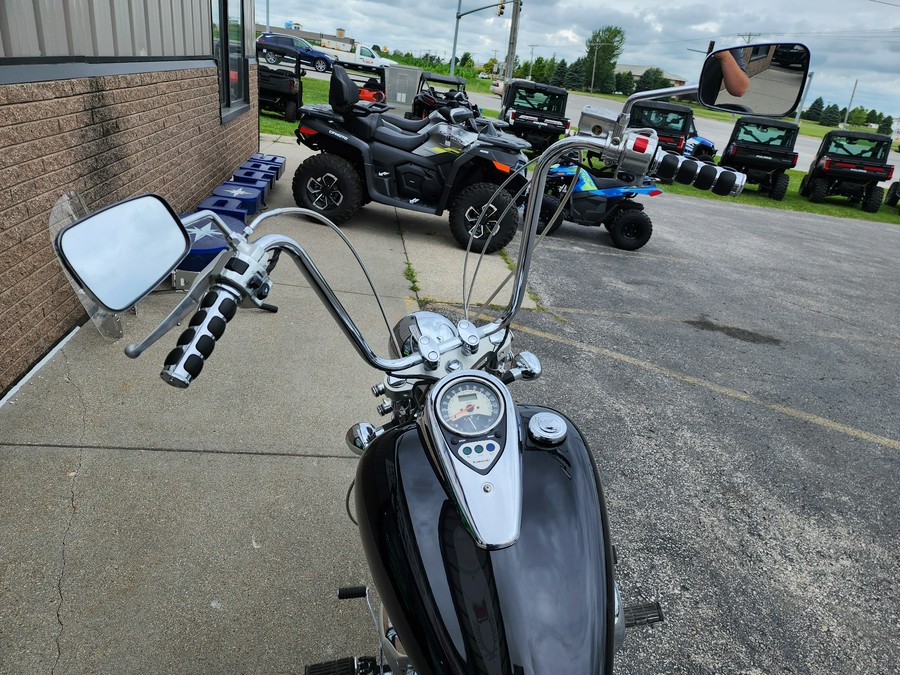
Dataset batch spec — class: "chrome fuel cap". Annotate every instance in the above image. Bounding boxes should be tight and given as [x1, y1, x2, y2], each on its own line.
[528, 412, 567, 445]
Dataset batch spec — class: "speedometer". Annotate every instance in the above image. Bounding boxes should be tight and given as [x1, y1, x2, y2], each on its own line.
[437, 379, 504, 437]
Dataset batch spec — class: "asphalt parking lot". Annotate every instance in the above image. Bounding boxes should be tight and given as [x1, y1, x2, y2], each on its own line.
[507, 193, 899, 673]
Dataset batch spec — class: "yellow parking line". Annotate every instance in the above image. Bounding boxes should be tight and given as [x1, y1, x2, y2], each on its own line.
[512, 323, 900, 452]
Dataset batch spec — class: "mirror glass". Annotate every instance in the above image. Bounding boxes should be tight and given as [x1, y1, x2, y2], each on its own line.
[698, 43, 809, 116]
[55, 194, 190, 312]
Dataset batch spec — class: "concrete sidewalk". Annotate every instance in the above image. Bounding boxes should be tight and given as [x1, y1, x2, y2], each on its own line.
[0, 134, 522, 672]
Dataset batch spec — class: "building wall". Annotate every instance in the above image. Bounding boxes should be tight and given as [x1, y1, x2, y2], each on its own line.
[0, 64, 259, 394]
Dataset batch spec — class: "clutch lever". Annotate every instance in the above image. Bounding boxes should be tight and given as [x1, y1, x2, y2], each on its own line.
[124, 250, 229, 359]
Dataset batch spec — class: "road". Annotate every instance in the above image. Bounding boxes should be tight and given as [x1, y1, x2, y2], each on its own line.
[509, 194, 900, 673]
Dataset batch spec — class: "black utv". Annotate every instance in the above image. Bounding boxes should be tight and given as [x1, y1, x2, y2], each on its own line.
[257, 43, 304, 122]
[799, 130, 894, 213]
[498, 79, 571, 153]
[718, 117, 799, 201]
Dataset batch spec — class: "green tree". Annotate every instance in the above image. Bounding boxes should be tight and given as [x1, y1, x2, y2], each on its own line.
[483, 57, 499, 75]
[803, 96, 824, 121]
[866, 108, 881, 125]
[615, 70, 635, 96]
[600, 70, 616, 94]
[565, 58, 586, 91]
[585, 26, 625, 93]
[459, 52, 475, 68]
[819, 103, 841, 127]
[847, 106, 868, 127]
[551, 59, 568, 87]
[877, 116, 893, 135]
[635, 67, 669, 92]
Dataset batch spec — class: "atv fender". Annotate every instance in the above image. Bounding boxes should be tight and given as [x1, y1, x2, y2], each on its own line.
[601, 199, 644, 225]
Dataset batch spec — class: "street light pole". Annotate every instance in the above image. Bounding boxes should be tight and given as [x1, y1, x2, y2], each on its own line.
[450, 1, 511, 76]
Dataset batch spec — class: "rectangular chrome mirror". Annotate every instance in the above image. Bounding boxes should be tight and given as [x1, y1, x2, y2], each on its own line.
[54, 194, 190, 312]
[698, 43, 810, 117]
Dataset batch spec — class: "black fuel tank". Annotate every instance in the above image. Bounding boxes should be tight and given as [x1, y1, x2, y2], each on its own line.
[355, 404, 616, 674]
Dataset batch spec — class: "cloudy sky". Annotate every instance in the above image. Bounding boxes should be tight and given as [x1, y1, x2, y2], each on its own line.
[256, 0, 900, 118]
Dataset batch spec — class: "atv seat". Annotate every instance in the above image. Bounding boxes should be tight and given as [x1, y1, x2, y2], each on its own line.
[383, 115, 432, 132]
[373, 124, 429, 151]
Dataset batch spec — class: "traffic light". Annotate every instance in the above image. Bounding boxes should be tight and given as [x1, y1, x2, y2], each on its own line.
[497, 2, 505, 15]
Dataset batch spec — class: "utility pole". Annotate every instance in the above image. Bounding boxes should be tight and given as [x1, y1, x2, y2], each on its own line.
[503, 0, 522, 79]
[794, 71, 814, 125]
[736, 32, 761, 43]
[842, 79, 859, 128]
[527, 43, 538, 80]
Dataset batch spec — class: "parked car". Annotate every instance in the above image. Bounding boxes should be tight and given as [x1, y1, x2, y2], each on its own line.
[477, 72, 491, 79]
[256, 33, 333, 73]
[490, 79, 506, 96]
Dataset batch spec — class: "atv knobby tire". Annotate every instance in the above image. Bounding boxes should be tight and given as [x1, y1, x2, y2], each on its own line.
[770, 173, 790, 201]
[862, 186, 884, 213]
[607, 208, 652, 251]
[292, 154, 364, 225]
[283, 100, 299, 123]
[808, 177, 828, 204]
[449, 183, 519, 254]
[536, 194, 565, 236]
[886, 182, 900, 207]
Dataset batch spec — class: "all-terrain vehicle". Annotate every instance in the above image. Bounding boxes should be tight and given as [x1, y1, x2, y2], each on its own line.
[292, 65, 532, 253]
[498, 79, 571, 154]
[628, 100, 716, 160]
[540, 152, 663, 250]
[406, 71, 479, 120]
[718, 116, 799, 201]
[799, 130, 894, 213]
[257, 43, 304, 122]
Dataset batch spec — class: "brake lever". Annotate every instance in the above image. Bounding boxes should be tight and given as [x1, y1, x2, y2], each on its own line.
[124, 251, 228, 359]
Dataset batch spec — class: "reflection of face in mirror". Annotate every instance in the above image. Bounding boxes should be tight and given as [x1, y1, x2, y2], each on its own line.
[699, 43, 810, 117]
[57, 195, 190, 312]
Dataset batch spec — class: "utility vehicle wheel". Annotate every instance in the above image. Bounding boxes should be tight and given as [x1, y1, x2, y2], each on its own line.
[292, 154, 364, 225]
[798, 175, 809, 197]
[283, 100, 298, 123]
[536, 195, 565, 235]
[770, 173, 790, 201]
[862, 186, 884, 213]
[314, 58, 329, 73]
[607, 208, 652, 251]
[449, 182, 519, 254]
[885, 182, 899, 207]
[809, 177, 827, 203]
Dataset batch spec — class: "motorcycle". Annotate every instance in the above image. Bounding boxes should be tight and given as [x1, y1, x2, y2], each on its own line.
[292, 64, 531, 254]
[51, 43, 808, 674]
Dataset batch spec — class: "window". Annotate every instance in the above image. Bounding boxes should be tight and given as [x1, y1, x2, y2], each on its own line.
[212, 0, 248, 118]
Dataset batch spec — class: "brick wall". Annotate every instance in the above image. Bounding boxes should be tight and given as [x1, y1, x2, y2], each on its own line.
[0, 65, 259, 394]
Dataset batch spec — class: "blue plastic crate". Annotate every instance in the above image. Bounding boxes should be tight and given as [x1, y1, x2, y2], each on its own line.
[178, 213, 244, 272]
[212, 183, 264, 215]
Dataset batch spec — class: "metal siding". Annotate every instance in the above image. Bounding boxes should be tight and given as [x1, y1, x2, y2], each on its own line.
[110, 0, 133, 55]
[66, 0, 98, 55]
[145, 0, 164, 54]
[0, 1, 42, 57]
[90, 0, 117, 56]
[0, 1, 240, 60]
[34, 0, 70, 56]
[129, 0, 150, 56]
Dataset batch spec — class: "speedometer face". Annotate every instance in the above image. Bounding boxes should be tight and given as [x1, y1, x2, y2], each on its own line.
[438, 379, 503, 436]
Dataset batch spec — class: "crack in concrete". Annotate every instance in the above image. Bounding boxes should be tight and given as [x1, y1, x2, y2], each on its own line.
[52, 349, 87, 674]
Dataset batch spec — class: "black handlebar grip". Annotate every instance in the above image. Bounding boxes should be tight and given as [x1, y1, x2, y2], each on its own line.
[161, 284, 242, 388]
[337, 586, 368, 600]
